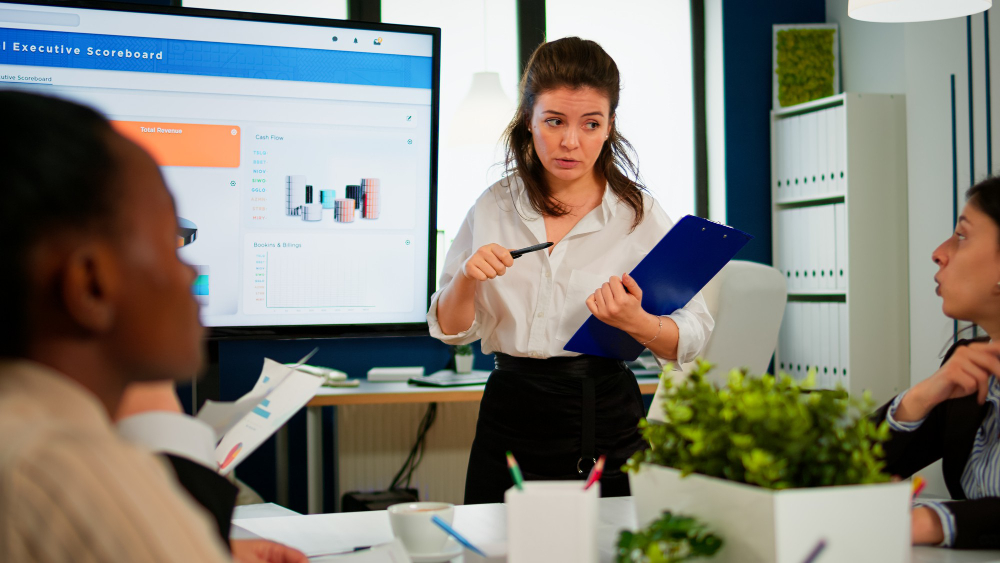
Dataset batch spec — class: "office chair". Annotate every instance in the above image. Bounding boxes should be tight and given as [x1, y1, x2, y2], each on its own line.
[646, 260, 788, 422]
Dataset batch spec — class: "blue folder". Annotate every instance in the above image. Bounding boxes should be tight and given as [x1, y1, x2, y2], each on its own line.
[563, 215, 753, 361]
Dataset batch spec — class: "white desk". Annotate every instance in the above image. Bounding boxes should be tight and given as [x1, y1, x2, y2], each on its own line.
[288, 376, 663, 513]
[231, 498, 1000, 562]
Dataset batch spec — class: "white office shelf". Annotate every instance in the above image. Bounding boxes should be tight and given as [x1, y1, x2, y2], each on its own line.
[773, 92, 846, 117]
[771, 93, 909, 403]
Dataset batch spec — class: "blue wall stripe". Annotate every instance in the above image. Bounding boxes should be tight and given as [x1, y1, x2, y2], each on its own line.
[970, 16, 976, 186]
[980, 11, 991, 341]
[987, 11, 993, 175]
[952, 73, 959, 343]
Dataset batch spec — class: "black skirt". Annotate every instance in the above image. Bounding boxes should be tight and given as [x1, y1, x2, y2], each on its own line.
[463, 353, 647, 505]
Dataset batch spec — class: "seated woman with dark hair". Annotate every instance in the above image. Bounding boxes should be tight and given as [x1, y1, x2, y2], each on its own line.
[873, 176, 1000, 548]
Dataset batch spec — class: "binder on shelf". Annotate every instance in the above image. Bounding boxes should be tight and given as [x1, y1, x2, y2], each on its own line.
[780, 302, 793, 377]
[839, 302, 849, 385]
[806, 207, 823, 291]
[795, 208, 806, 292]
[804, 112, 817, 199]
[818, 302, 826, 387]
[817, 108, 829, 196]
[774, 118, 784, 201]
[790, 302, 801, 380]
[834, 203, 848, 290]
[781, 209, 792, 292]
[776, 209, 786, 282]
[832, 300, 841, 380]
[785, 209, 794, 289]
[804, 207, 816, 291]
[785, 302, 795, 378]
[823, 205, 836, 291]
[808, 303, 817, 381]
[827, 107, 839, 195]
[819, 207, 828, 290]
[563, 215, 752, 361]
[778, 304, 790, 374]
[788, 209, 796, 292]
[821, 303, 832, 389]
[782, 117, 791, 199]
[835, 105, 847, 193]
[789, 116, 801, 200]
[793, 208, 803, 293]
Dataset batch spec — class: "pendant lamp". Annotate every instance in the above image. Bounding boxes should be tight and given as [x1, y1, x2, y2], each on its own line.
[448, 0, 515, 146]
[848, 0, 991, 22]
[449, 71, 515, 146]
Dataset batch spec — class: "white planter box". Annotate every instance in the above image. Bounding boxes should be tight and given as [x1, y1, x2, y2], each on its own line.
[629, 464, 910, 563]
[455, 354, 474, 374]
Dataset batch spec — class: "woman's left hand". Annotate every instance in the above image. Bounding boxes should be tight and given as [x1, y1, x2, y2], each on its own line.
[911, 506, 945, 545]
[586, 273, 650, 333]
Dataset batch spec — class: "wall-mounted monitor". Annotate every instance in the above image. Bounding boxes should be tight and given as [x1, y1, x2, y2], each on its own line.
[0, 0, 440, 338]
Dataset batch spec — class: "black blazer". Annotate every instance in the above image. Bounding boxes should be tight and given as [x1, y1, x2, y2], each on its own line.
[872, 337, 1000, 549]
[164, 454, 238, 548]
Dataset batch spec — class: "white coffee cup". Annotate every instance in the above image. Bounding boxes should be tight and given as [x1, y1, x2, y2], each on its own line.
[387, 501, 455, 554]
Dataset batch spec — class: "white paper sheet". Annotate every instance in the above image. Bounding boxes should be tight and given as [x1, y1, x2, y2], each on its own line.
[233, 512, 396, 556]
[197, 360, 284, 437]
[214, 355, 323, 474]
[309, 539, 412, 562]
[197, 349, 317, 437]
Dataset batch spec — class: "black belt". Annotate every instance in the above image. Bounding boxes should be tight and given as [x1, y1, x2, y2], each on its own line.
[493, 353, 626, 377]
[494, 353, 628, 474]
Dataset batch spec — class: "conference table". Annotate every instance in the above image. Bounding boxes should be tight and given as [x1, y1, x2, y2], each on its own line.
[232, 498, 1000, 563]
[284, 373, 663, 513]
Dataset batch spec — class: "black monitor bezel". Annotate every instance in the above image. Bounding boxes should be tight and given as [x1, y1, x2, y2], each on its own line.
[2, 0, 440, 340]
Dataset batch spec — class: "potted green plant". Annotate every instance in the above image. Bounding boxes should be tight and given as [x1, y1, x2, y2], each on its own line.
[626, 360, 909, 562]
[454, 344, 474, 374]
[616, 511, 723, 563]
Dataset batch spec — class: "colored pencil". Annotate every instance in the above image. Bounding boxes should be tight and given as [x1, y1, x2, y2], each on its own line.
[431, 515, 487, 557]
[800, 539, 826, 563]
[912, 476, 927, 499]
[506, 451, 524, 491]
[583, 455, 606, 490]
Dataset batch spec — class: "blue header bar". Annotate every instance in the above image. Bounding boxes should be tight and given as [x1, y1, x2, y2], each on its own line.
[0, 28, 432, 89]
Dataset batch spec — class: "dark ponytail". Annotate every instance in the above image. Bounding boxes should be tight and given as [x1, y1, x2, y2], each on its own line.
[967, 176, 1000, 241]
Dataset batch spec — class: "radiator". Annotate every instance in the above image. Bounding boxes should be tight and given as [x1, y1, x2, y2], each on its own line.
[336, 401, 480, 506]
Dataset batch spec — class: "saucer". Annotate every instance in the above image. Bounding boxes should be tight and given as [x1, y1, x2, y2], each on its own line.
[408, 541, 464, 563]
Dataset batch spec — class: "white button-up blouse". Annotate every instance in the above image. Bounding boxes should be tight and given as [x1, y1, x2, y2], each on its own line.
[427, 177, 714, 365]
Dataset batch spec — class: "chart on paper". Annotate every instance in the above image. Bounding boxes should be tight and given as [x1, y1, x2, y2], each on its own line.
[243, 233, 415, 314]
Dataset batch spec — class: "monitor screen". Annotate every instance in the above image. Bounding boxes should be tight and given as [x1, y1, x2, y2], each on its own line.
[0, 0, 439, 338]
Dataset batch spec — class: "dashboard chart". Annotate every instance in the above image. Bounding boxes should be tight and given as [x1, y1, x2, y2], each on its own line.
[245, 233, 416, 315]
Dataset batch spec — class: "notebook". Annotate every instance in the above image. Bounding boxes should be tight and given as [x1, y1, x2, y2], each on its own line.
[408, 369, 491, 387]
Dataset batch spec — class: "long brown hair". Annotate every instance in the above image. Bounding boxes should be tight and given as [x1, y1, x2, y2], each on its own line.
[501, 36, 647, 231]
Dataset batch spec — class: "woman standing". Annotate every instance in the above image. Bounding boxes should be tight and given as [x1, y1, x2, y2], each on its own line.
[873, 176, 1000, 548]
[428, 37, 713, 504]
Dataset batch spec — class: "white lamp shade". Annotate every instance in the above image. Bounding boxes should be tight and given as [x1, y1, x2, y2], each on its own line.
[448, 72, 516, 147]
[848, 0, 991, 22]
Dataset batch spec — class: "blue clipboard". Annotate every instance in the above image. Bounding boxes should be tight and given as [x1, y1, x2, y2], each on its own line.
[563, 215, 753, 361]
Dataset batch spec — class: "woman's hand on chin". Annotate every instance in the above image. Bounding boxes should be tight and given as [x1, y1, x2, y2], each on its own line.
[897, 341, 1000, 422]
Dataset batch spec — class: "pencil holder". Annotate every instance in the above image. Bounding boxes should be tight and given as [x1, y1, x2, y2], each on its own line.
[504, 481, 599, 563]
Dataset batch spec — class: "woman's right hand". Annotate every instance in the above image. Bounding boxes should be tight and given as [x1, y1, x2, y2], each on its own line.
[896, 341, 1000, 422]
[461, 244, 514, 282]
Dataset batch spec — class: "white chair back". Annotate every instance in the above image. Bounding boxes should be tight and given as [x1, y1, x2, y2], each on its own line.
[646, 260, 787, 422]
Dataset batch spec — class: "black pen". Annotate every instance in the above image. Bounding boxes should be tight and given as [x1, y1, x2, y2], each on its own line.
[510, 242, 553, 259]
